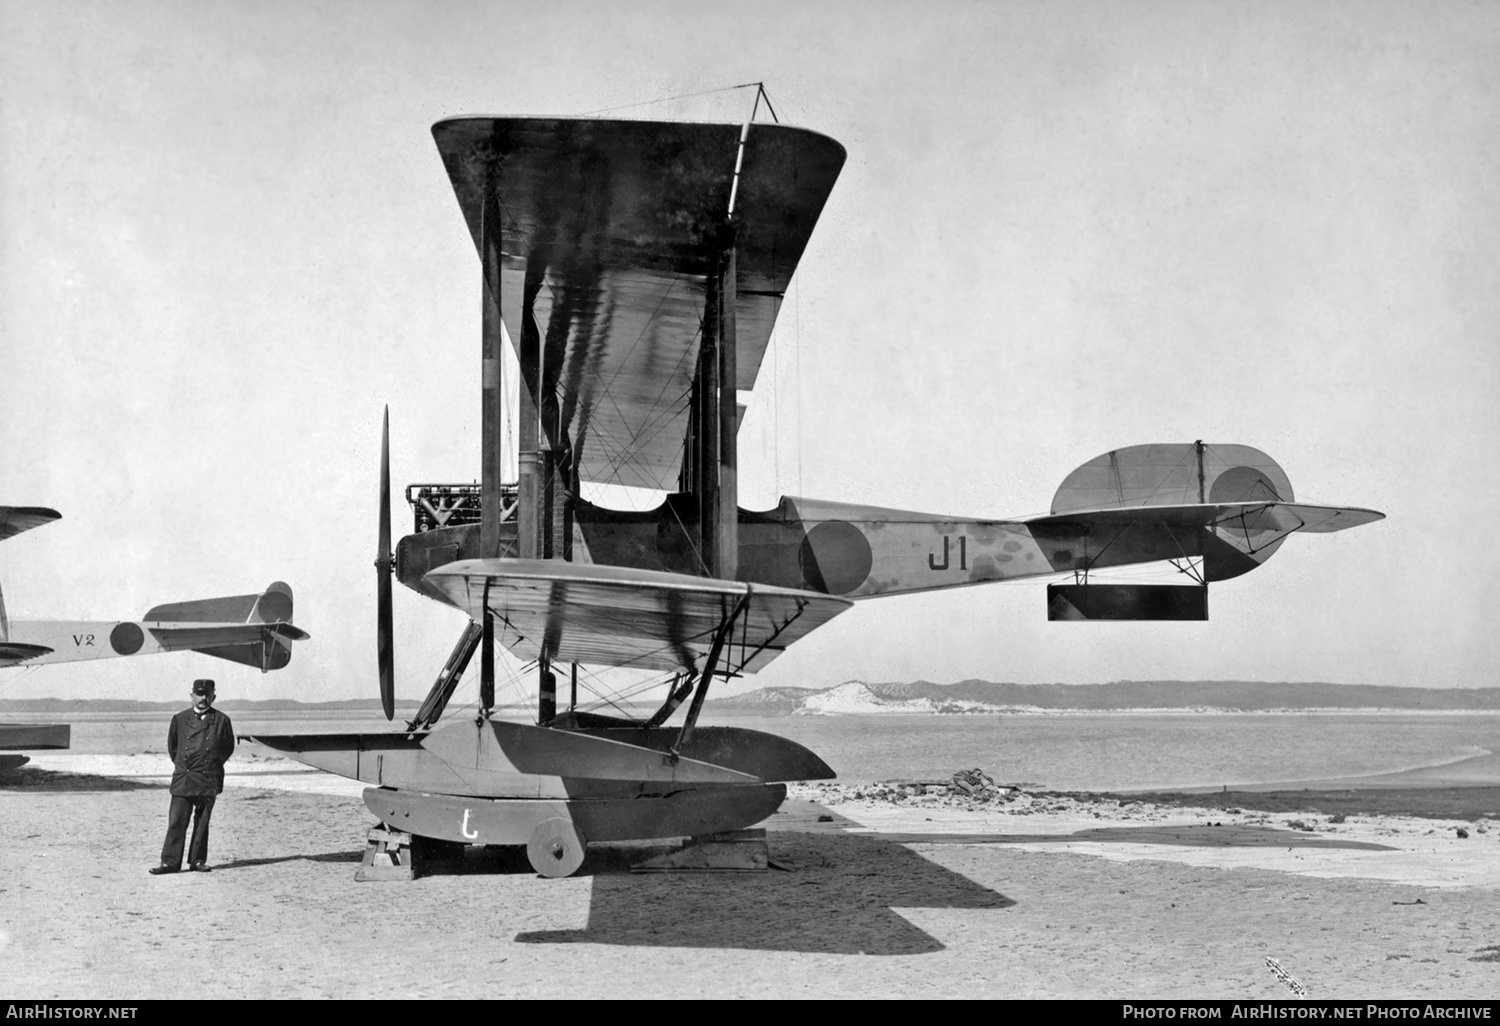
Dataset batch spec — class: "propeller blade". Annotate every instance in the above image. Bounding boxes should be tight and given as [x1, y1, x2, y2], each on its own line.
[377, 406, 394, 721]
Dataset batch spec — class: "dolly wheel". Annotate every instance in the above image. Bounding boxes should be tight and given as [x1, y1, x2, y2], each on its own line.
[527, 817, 587, 878]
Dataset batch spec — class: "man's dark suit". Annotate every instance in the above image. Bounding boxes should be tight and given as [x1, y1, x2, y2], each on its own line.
[160, 705, 235, 869]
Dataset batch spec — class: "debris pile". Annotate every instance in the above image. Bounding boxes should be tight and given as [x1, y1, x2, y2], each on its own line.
[793, 768, 1061, 811]
[862, 767, 1023, 804]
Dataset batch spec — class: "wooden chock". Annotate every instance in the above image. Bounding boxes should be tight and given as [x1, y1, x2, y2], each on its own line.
[355, 825, 418, 881]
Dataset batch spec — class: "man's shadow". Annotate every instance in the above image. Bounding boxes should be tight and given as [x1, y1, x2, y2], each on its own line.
[210, 850, 364, 870]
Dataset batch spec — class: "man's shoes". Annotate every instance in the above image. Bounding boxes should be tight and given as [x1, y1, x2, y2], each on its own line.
[189, 862, 210, 873]
[148, 865, 178, 875]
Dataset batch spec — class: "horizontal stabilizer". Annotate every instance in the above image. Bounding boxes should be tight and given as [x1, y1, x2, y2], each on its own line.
[0, 507, 61, 542]
[149, 621, 310, 649]
[150, 623, 307, 673]
[1028, 501, 1384, 534]
[425, 559, 852, 673]
[1027, 500, 1383, 583]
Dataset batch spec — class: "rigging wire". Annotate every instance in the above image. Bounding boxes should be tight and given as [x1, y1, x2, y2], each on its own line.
[772, 314, 780, 496]
[577, 82, 778, 120]
[573, 664, 679, 718]
[795, 277, 803, 497]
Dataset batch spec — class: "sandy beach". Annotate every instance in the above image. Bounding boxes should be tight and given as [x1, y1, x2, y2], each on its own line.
[4, 749, 1499, 999]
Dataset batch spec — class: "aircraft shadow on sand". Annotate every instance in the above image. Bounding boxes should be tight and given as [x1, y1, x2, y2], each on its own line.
[514, 828, 1016, 956]
[504, 807, 1393, 954]
[444, 803, 1391, 954]
[372, 803, 1014, 955]
[867, 823, 1398, 852]
[0, 765, 161, 793]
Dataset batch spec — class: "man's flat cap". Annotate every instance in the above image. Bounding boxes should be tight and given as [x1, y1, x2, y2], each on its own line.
[191, 679, 216, 695]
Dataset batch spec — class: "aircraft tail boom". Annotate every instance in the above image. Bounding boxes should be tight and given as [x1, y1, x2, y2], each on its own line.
[1, 583, 308, 672]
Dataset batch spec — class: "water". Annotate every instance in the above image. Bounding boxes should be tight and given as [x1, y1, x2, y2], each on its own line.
[13, 708, 1500, 791]
[697, 711, 1500, 790]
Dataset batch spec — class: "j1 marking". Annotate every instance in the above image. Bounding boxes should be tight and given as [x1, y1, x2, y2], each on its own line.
[928, 535, 967, 571]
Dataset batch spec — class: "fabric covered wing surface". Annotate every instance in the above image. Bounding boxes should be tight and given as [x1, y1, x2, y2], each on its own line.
[0, 507, 61, 542]
[424, 559, 851, 673]
[431, 117, 846, 491]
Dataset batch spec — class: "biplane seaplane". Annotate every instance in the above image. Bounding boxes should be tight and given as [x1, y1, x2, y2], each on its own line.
[0, 505, 309, 766]
[246, 116, 1382, 877]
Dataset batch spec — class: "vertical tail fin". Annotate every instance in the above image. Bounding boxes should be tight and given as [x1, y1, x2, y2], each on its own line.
[144, 582, 308, 673]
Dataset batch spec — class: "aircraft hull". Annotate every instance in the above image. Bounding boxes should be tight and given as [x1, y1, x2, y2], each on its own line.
[361, 781, 787, 847]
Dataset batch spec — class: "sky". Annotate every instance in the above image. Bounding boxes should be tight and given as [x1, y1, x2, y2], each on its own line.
[2, 0, 1497, 705]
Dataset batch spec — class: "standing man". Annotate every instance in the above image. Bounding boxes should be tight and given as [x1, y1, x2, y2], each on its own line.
[150, 678, 235, 875]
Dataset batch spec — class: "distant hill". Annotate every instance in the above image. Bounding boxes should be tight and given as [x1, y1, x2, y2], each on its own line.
[706, 687, 827, 715]
[708, 680, 1500, 714]
[0, 698, 422, 714]
[4, 681, 1498, 717]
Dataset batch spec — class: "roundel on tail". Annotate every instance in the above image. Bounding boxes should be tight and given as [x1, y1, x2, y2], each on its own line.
[1050, 442, 1297, 583]
[254, 582, 294, 624]
[1050, 443, 1293, 514]
[1205, 464, 1289, 581]
[110, 622, 144, 655]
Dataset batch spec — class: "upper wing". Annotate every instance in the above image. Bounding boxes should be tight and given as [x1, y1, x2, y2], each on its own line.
[0, 507, 61, 542]
[1027, 502, 1385, 534]
[432, 117, 846, 491]
[424, 558, 851, 673]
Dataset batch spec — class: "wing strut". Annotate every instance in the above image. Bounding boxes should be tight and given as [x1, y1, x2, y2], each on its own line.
[671, 592, 750, 759]
[407, 620, 485, 731]
[538, 647, 557, 726]
[479, 581, 495, 715]
[478, 173, 506, 723]
[690, 219, 740, 579]
[645, 671, 695, 728]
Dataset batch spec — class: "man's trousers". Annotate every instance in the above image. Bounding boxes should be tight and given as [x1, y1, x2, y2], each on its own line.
[160, 794, 217, 868]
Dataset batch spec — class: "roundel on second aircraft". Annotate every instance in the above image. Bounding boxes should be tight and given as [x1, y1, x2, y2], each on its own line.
[110, 622, 144, 655]
[256, 585, 293, 624]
